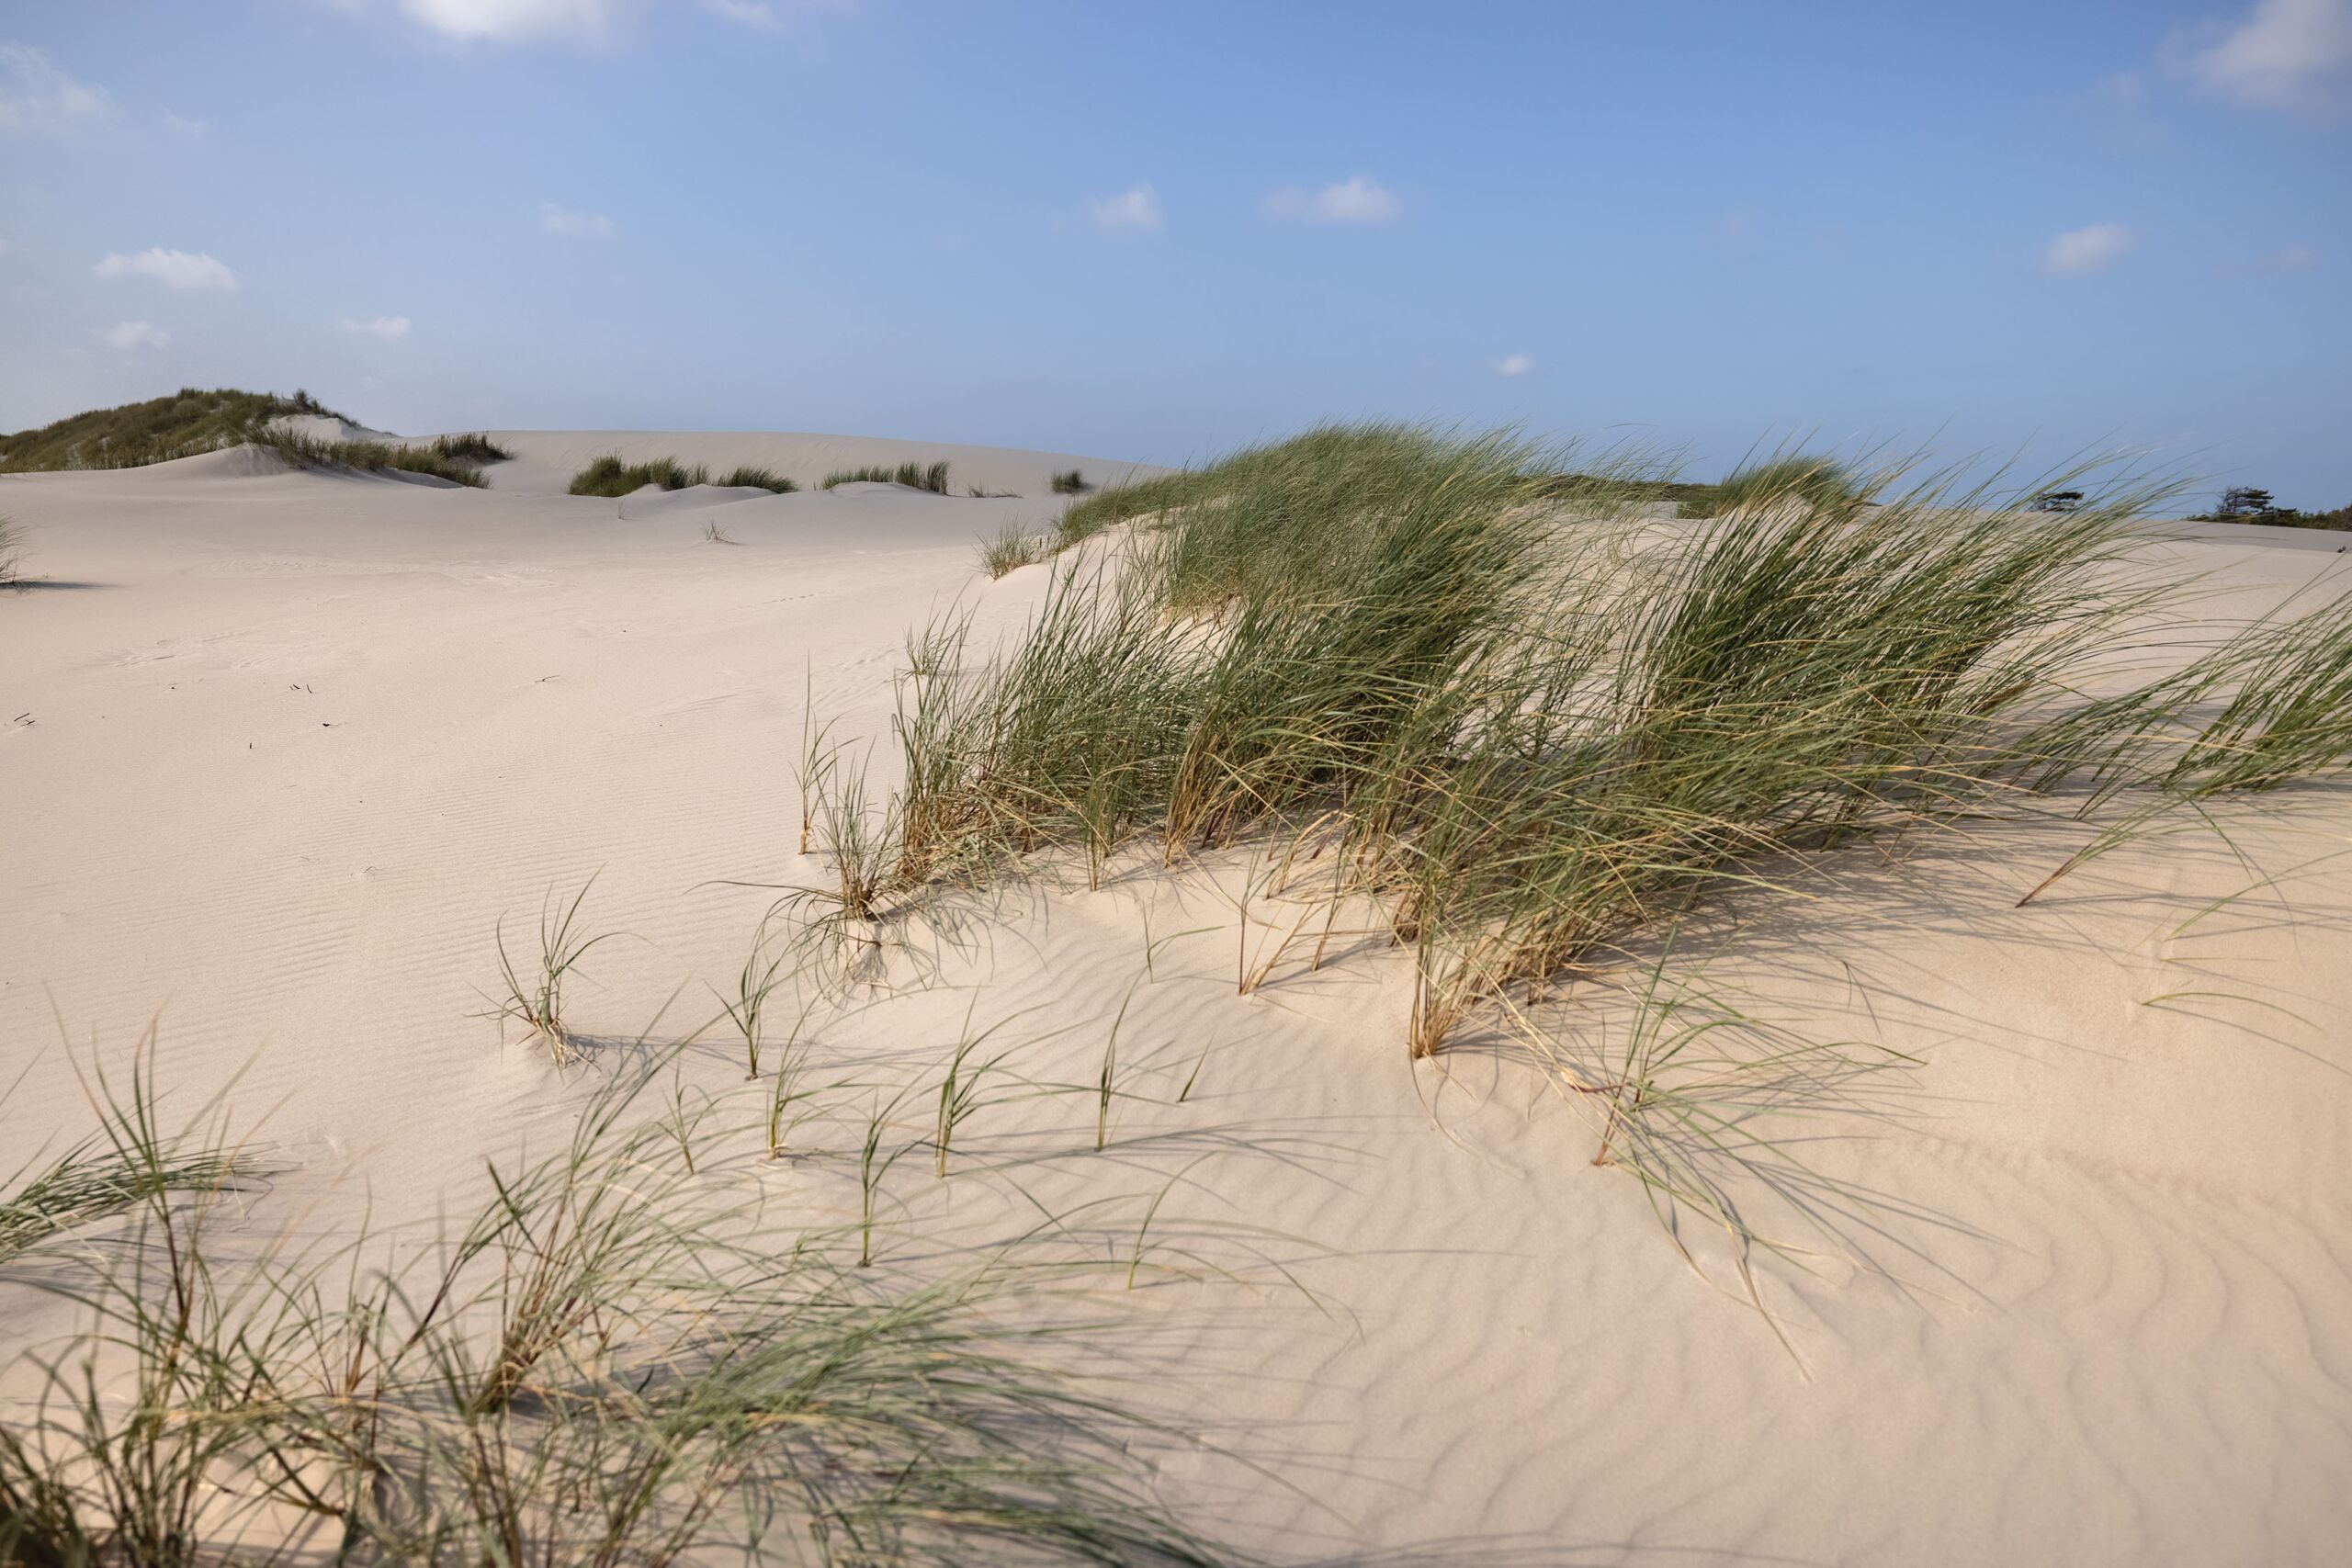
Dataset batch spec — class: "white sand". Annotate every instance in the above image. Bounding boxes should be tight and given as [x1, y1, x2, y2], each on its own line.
[3, 435, 2348, 1563]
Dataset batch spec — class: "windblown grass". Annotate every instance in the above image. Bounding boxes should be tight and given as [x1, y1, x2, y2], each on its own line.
[1051, 468, 1093, 495]
[716, 464, 798, 492]
[567, 454, 712, 497]
[822, 460, 951, 494]
[0, 1051, 261, 1267]
[0, 1060, 1237, 1566]
[796, 421, 2352, 1071]
[258, 427, 489, 487]
[0, 515, 23, 588]
[1700, 452, 1865, 518]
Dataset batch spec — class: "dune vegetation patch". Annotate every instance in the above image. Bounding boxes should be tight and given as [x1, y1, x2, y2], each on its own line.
[787, 422, 2352, 1267]
[0, 1050, 1236, 1566]
[424, 431, 513, 464]
[978, 520, 1053, 579]
[0, 515, 24, 587]
[567, 454, 713, 497]
[258, 426, 490, 486]
[715, 464, 798, 493]
[822, 460, 951, 494]
[0, 388, 346, 473]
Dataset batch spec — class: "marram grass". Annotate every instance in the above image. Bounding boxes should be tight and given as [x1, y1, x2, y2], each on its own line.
[798, 421, 2352, 1065]
[0, 1055, 1240, 1567]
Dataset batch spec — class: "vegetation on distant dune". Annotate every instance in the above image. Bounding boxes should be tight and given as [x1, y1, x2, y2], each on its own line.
[822, 460, 951, 493]
[0, 387, 345, 473]
[716, 464, 798, 492]
[424, 431, 513, 463]
[568, 454, 712, 496]
[2192, 485, 2350, 531]
[258, 426, 489, 486]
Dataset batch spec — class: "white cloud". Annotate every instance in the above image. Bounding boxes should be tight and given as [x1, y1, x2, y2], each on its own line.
[700, 0, 778, 26]
[1263, 175, 1401, 224]
[101, 320, 168, 351]
[399, 0, 625, 41]
[0, 42, 107, 131]
[94, 247, 238, 291]
[1090, 182, 1162, 235]
[161, 109, 208, 139]
[340, 314, 414, 342]
[1495, 354, 1534, 378]
[538, 201, 616, 237]
[2182, 0, 2352, 116]
[2263, 243, 2322, 273]
[2042, 222, 2136, 276]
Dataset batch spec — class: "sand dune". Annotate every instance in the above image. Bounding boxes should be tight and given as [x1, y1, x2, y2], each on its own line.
[2, 435, 2348, 1563]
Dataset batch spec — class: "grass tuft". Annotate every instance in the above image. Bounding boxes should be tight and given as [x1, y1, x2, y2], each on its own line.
[978, 520, 1052, 579]
[1051, 468, 1093, 495]
[822, 459, 951, 494]
[567, 454, 712, 497]
[715, 464, 798, 492]
[0, 515, 23, 588]
[425, 432, 513, 463]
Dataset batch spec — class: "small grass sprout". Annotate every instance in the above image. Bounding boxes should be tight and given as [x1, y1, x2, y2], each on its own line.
[491, 878, 615, 1064]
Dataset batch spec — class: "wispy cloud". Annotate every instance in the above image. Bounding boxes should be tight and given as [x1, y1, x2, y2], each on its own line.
[94, 247, 238, 291]
[398, 0, 626, 43]
[2177, 0, 2352, 117]
[160, 109, 208, 139]
[700, 0, 779, 27]
[1494, 353, 1534, 378]
[101, 320, 168, 351]
[2261, 242, 2322, 274]
[1090, 182, 1162, 235]
[2043, 222, 2136, 276]
[538, 201, 616, 237]
[0, 42, 107, 131]
[1263, 175, 1401, 223]
[340, 314, 414, 342]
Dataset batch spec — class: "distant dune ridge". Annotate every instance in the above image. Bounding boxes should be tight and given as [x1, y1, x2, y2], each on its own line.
[1, 405, 2348, 1564]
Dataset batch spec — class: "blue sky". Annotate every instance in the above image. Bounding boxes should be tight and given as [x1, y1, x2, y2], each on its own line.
[3, 0, 2347, 503]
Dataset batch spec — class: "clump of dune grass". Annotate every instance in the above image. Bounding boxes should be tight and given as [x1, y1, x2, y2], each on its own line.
[257, 426, 488, 487]
[1695, 452, 1865, 518]
[0, 1062, 1238, 1566]
[702, 519, 741, 545]
[425, 431, 512, 463]
[1052, 468, 1093, 495]
[567, 454, 712, 497]
[716, 464, 797, 492]
[800, 420, 2352, 1070]
[978, 520, 1053, 579]
[0, 515, 24, 587]
[822, 459, 951, 494]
